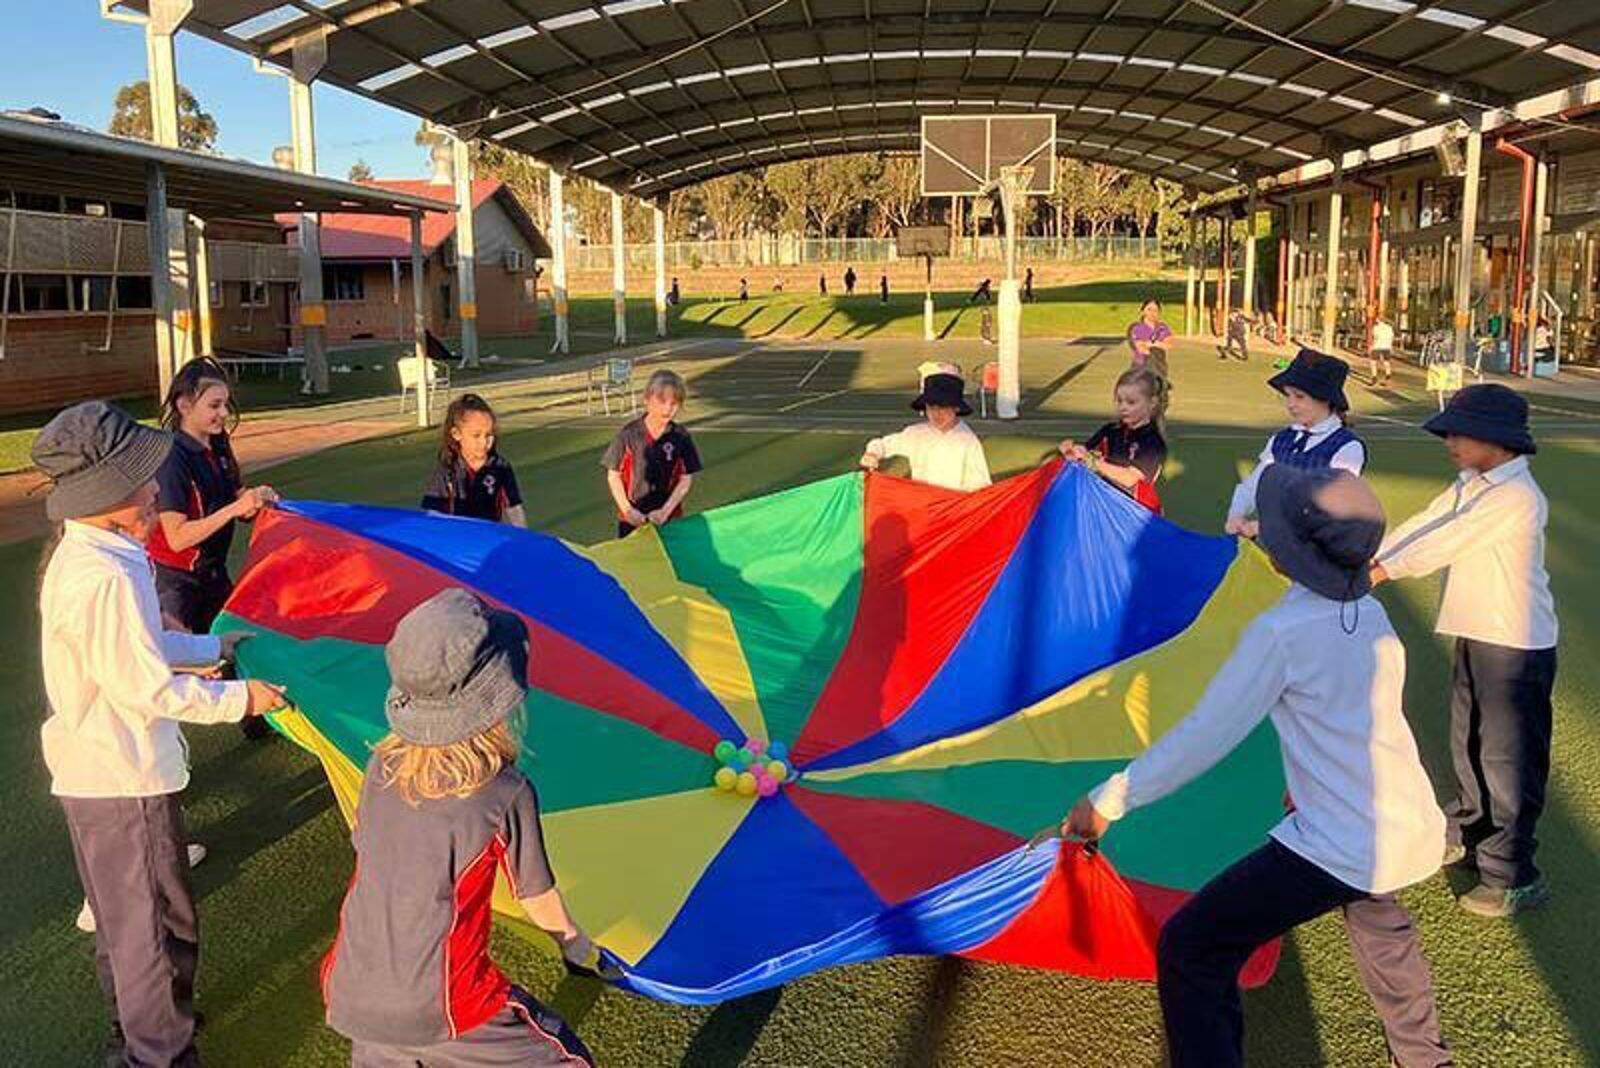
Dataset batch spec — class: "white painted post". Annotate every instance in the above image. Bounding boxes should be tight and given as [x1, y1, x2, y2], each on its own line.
[143, 0, 194, 380]
[289, 33, 329, 394]
[451, 134, 480, 367]
[1243, 184, 1259, 316]
[1527, 156, 1549, 378]
[1184, 211, 1197, 336]
[611, 191, 627, 346]
[1454, 124, 1483, 365]
[146, 162, 178, 401]
[411, 213, 430, 428]
[549, 167, 569, 354]
[1323, 175, 1345, 353]
[1284, 202, 1299, 338]
[653, 199, 668, 338]
[191, 217, 213, 357]
[995, 174, 1025, 419]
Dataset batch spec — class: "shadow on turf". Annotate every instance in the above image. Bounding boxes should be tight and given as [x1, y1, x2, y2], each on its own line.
[677, 986, 783, 1067]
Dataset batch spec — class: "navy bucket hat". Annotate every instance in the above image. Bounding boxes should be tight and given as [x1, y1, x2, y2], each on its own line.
[912, 372, 973, 417]
[1268, 348, 1351, 413]
[1422, 384, 1536, 455]
[1256, 465, 1386, 602]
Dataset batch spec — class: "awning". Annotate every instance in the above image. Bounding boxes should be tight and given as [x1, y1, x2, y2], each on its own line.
[110, 0, 1600, 196]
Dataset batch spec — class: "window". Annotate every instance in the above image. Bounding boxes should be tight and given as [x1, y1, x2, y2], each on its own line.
[322, 265, 366, 301]
[209, 280, 224, 307]
[14, 191, 61, 213]
[77, 276, 116, 312]
[116, 276, 152, 310]
[523, 277, 538, 303]
[18, 274, 69, 312]
[238, 281, 268, 307]
[440, 283, 452, 320]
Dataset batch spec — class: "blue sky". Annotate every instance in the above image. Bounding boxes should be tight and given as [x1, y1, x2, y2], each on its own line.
[8, 5, 430, 180]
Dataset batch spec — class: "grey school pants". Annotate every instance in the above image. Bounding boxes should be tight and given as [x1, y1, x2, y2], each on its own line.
[351, 986, 594, 1067]
[61, 793, 199, 1068]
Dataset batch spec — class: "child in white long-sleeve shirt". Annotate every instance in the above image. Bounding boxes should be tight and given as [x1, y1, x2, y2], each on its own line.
[33, 401, 286, 1068]
[860, 366, 991, 491]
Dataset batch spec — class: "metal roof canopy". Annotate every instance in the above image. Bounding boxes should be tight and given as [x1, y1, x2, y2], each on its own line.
[0, 112, 452, 217]
[112, 1, 1600, 196]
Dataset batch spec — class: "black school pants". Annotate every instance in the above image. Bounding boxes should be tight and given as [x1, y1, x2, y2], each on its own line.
[61, 794, 200, 1068]
[1158, 839, 1450, 1068]
[1445, 638, 1557, 889]
[154, 563, 233, 635]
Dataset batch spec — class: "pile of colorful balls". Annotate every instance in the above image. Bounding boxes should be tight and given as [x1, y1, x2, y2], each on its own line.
[711, 738, 793, 798]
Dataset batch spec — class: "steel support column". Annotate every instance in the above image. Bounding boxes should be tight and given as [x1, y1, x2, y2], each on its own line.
[1453, 124, 1484, 365]
[290, 32, 329, 394]
[451, 133, 480, 367]
[611, 191, 627, 346]
[549, 167, 569, 354]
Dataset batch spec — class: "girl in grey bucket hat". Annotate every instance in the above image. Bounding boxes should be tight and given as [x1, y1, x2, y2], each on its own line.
[324, 588, 609, 1064]
[34, 400, 287, 1067]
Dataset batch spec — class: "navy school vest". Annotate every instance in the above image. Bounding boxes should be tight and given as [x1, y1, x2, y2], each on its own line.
[1269, 425, 1364, 470]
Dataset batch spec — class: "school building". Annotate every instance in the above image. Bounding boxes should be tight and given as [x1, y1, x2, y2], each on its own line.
[285, 175, 549, 350]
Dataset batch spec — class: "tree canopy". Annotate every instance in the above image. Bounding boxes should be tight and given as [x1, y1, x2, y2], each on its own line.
[108, 81, 218, 152]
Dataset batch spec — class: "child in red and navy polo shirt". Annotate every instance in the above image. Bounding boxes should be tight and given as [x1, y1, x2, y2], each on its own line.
[602, 369, 702, 539]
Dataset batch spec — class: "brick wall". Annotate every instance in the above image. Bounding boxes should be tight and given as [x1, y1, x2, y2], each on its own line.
[294, 259, 539, 346]
[0, 314, 156, 415]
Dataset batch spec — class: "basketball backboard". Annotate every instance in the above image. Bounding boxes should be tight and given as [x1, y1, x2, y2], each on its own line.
[896, 225, 950, 257]
[920, 115, 1056, 197]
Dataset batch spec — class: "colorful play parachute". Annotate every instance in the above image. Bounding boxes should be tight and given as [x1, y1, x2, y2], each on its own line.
[220, 461, 1289, 1004]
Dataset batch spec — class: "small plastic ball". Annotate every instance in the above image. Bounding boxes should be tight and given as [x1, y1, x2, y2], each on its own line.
[736, 772, 758, 796]
[757, 776, 779, 798]
[748, 738, 768, 756]
[729, 753, 748, 771]
[768, 742, 789, 761]
[714, 740, 736, 762]
[736, 747, 755, 766]
[766, 761, 788, 782]
[714, 767, 737, 791]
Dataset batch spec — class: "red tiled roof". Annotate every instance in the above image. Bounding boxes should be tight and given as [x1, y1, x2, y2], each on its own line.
[278, 179, 500, 260]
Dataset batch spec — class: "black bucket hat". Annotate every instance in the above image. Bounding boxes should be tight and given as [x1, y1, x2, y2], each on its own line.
[1268, 347, 1351, 413]
[1422, 384, 1536, 455]
[912, 372, 972, 417]
[384, 588, 530, 746]
[1256, 465, 1386, 602]
[31, 401, 172, 521]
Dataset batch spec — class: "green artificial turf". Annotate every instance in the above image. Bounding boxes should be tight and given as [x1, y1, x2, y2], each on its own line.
[1, 341, 1596, 1066]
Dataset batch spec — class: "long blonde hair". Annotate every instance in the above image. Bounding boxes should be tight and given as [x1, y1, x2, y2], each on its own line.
[374, 717, 522, 806]
[1116, 367, 1170, 433]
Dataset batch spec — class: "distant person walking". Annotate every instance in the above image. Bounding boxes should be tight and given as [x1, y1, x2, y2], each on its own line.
[819, 274, 828, 296]
[668, 277, 680, 305]
[739, 278, 749, 302]
[1023, 267, 1035, 303]
[844, 266, 858, 296]
[880, 274, 890, 303]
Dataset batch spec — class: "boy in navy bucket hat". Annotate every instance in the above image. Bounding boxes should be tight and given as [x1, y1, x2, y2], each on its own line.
[860, 364, 991, 491]
[1225, 348, 1366, 536]
[1060, 465, 1451, 1068]
[1374, 384, 1557, 918]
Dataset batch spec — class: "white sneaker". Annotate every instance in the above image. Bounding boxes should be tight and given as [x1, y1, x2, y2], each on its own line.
[76, 843, 208, 933]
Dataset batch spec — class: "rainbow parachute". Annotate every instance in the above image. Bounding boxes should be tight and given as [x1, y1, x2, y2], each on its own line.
[221, 462, 1288, 1003]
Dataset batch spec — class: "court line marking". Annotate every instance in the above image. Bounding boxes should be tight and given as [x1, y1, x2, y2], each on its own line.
[776, 388, 851, 413]
[797, 349, 834, 388]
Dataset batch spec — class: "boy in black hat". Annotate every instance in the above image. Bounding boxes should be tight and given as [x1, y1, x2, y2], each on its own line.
[323, 588, 604, 1065]
[34, 401, 287, 1067]
[1225, 347, 1366, 535]
[1062, 466, 1451, 1068]
[1373, 384, 1557, 917]
[860, 366, 991, 491]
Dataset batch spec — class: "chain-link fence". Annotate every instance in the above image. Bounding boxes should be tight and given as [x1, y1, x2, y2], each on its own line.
[565, 233, 1163, 271]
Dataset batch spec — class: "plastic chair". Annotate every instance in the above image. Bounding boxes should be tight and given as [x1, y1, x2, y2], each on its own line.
[587, 358, 636, 415]
[977, 361, 1000, 418]
[397, 355, 451, 414]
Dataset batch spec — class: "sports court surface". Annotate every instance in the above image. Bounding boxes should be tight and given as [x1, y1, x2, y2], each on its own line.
[1, 337, 1597, 1066]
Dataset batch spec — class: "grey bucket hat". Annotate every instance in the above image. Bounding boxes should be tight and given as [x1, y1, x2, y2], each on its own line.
[384, 588, 530, 746]
[1256, 465, 1385, 602]
[31, 401, 172, 521]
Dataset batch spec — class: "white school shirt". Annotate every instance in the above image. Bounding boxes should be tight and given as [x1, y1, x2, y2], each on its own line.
[1226, 414, 1366, 521]
[865, 420, 992, 491]
[39, 521, 248, 799]
[1377, 456, 1557, 650]
[1372, 321, 1395, 352]
[1090, 586, 1445, 895]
